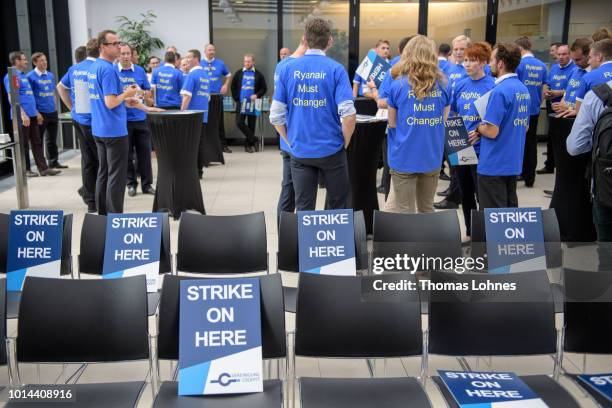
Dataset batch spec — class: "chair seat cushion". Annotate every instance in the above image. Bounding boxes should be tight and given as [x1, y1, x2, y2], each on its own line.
[300, 377, 431, 408]
[567, 373, 612, 408]
[5, 381, 145, 408]
[153, 379, 282, 407]
[433, 374, 580, 408]
[283, 286, 297, 314]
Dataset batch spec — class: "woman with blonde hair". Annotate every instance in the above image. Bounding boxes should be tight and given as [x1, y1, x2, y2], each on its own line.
[384, 35, 450, 213]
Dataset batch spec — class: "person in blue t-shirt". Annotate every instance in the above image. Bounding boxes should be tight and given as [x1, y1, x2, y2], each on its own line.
[451, 42, 495, 235]
[469, 43, 530, 209]
[3, 51, 59, 177]
[201, 43, 232, 153]
[553, 38, 592, 117]
[88, 30, 140, 215]
[57, 40, 100, 212]
[117, 43, 155, 198]
[574, 39, 612, 112]
[151, 51, 184, 109]
[353, 39, 390, 98]
[514, 36, 547, 187]
[27, 52, 67, 169]
[271, 17, 356, 210]
[274, 39, 307, 221]
[438, 43, 451, 75]
[181, 48, 211, 177]
[384, 35, 450, 214]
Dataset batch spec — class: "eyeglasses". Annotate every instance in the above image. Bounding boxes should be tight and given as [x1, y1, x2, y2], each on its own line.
[103, 41, 122, 47]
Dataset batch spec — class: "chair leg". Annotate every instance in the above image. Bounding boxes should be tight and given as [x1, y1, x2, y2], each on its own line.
[6, 337, 22, 386]
[366, 359, 376, 377]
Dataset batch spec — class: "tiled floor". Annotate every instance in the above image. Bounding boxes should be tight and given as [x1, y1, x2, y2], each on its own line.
[0, 144, 608, 407]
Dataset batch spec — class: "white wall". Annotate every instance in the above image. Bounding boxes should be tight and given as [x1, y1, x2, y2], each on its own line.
[68, 0, 209, 58]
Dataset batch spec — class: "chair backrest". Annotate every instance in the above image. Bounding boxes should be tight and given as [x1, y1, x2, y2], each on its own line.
[277, 210, 368, 272]
[563, 268, 612, 354]
[372, 210, 462, 262]
[0, 278, 6, 365]
[79, 213, 172, 275]
[295, 272, 422, 358]
[157, 273, 286, 360]
[0, 213, 73, 275]
[470, 209, 562, 268]
[176, 212, 267, 274]
[17, 275, 149, 363]
[428, 270, 557, 356]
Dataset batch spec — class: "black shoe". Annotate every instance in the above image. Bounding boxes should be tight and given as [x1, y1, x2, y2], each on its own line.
[25, 170, 39, 177]
[439, 172, 451, 181]
[50, 162, 68, 169]
[223, 146, 232, 153]
[77, 187, 88, 205]
[143, 186, 156, 195]
[543, 189, 553, 198]
[377, 185, 386, 194]
[437, 188, 450, 197]
[245, 145, 254, 153]
[128, 186, 137, 197]
[517, 175, 525, 181]
[434, 198, 459, 210]
[87, 203, 97, 213]
[536, 167, 554, 174]
[40, 168, 61, 176]
[525, 182, 534, 188]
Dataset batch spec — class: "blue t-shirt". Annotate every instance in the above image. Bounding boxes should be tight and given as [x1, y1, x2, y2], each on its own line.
[546, 60, 576, 102]
[3, 71, 38, 118]
[181, 65, 210, 123]
[353, 73, 366, 96]
[446, 63, 467, 90]
[478, 75, 530, 176]
[563, 67, 587, 109]
[88, 58, 127, 138]
[200, 58, 230, 94]
[239, 69, 256, 101]
[575, 61, 612, 101]
[377, 56, 401, 100]
[26, 69, 56, 113]
[439, 58, 449, 75]
[516, 55, 547, 116]
[60, 58, 96, 126]
[274, 51, 353, 159]
[387, 77, 450, 173]
[117, 64, 151, 122]
[451, 75, 496, 154]
[151, 63, 183, 108]
[274, 56, 295, 152]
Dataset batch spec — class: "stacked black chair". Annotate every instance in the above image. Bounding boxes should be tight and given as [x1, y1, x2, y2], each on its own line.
[294, 273, 431, 408]
[277, 210, 368, 313]
[428, 270, 580, 408]
[562, 268, 612, 407]
[78, 213, 172, 316]
[6, 275, 152, 408]
[0, 278, 6, 392]
[176, 212, 268, 275]
[153, 273, 286, 407]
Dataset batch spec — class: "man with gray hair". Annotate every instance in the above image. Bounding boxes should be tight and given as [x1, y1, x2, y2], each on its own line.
[271, 17, 356, 210]
[202, 43, 232, 153]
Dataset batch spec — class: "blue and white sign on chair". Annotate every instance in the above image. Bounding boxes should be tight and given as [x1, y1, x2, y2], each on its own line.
[578, 373, 612, 403]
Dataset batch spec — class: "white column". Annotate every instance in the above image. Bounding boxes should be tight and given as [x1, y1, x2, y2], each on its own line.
[68, 0, 90, 60]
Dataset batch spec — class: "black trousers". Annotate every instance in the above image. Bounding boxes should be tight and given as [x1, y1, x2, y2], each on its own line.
[21, 118, 48, 172]
[198, 123, 208, 174]
[446, 166, 462, 203]
[478, 175, 518, 209]
[544, 102, 556, 170]
[522, 114, 539, 185]
[290, 148, 349, 211]
[457, 164, 478, 236]
[127, 120, 153, 191]
[235, 107, 257, 146]
[277, 151, 296, 225]
[39, 111, 59, 165]
[380, 137, 391, 196]
[219, 100, 227, 148]
[74, 121, 98, 207]
[95, 136, 129, 215]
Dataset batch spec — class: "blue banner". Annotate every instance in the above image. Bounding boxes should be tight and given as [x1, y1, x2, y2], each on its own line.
[7, 210, 63, 292]
[445, 116, 478, 166]
[438, 370, 548, 407]
[484, 208, 546, 274]
[578, 373, 612, 402]
[297, 209, 356, 275]
[179, 278, 263, 395]
[355, 49, 391, 88]
[102, 213, 163, 292]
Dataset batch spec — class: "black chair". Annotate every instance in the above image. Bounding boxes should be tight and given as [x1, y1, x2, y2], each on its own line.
[277, 210, 368, 313]
[0, 213, 73, 319]
[470, 208, 562, 268]
[428, 270, 580, 408]
[176, 212, 268, 275]
[562, 268, 612, 408]
[294, 273, 431, 408]
[372, 210, 462, 269]
[6, 275, 151, 408]
[153, 273, 286, 407]
[78, 212, 172, 316]
[0, 278, 7, 392]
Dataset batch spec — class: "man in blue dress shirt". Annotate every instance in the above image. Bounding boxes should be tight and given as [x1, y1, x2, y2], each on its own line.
[201, 43, 232, 153]
[28, 52, 67, 169]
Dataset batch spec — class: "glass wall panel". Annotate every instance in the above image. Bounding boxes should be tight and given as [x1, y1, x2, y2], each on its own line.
[359, 1, 419, 62]
[428, 1, 487, 47]
[496, 0, 565, 64]
[282, 0, 350, 68]
[568, 0, 611, 43]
